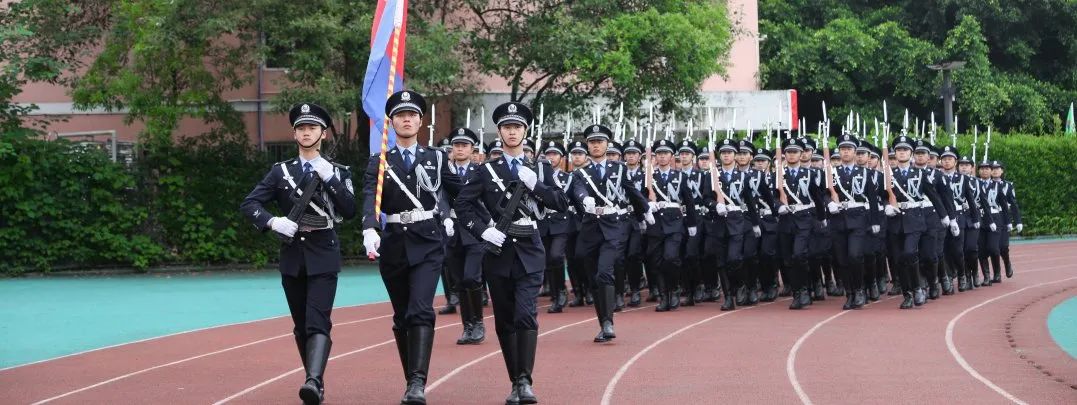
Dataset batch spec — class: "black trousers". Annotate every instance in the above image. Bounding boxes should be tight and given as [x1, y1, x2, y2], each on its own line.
[447, 242, 485, 291]
[566, 232, 588, 295]
[887, 231, 922, 292]
[283, 268, 338, 340]
[576, 226, 625, 288]
[380, 252, 441, 330]
[542, 233, 569, 296]
[779, 228, 812, 291]
[485, 256, 543, 335]
[647, 231, 684, 290]
[624, 227, 645, 293]
[832, 227, 866, 291]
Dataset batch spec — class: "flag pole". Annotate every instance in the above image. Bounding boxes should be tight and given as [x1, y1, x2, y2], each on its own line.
[373, 1, 406, 239]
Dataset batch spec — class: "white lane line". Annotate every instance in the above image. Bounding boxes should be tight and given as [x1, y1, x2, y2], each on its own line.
[600, 299, 785, 405]
[945, 274, 1077, 405]
[786, 296, 900, 405]
[0, 299, 391, 372]
[426, 305, 655, 393]
[213, 303, 552, 404]
[29, 314, 394, 404]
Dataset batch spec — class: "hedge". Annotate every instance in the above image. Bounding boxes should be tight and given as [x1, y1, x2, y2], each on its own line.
[0, 132, 1073, 273]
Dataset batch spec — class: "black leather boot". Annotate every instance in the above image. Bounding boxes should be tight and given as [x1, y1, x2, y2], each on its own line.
[868, 283, 880, 301]
[515, 330, 539, 404]
[979, 257, 992, 286]
[299, 334, 331, 405]
[789, 289, 805, 310]
[456, 289, 474, 345]
[438, 291, 458, 315]
[735, 285, 748, 306]
[548, 288, 565, 313]
[991, 256, 1003, 283]
[900, 291, 914, 309]
[842, 293, 854, 310]
[593, 286, 616, 343]
[799, 287, 813, 307]
[401, 326, 433, 405]
[1003, 252, 1014, 278]
[614, 293, 625, 312]
[913, 288, 926, 307]
[498, 332, 519, 405]
[646, 286, 659, 302]
[654, 278, 669, 312]
[628, 290, 641, 307]
[721, 285, 736, 311]
[853, 289, 866, 309]
[465, 287, 486, 344]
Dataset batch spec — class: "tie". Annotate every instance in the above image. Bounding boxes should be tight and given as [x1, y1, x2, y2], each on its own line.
[303, 162, 313, 178]
[598, 164, 605, 179]
[902, 169, 908, 178]
[724, 171, 730, 182]
[510, 158, 519, 176]
[403, 150, 413, 172]
[661, 172, 668, 182]
[458, 166, 465, 177]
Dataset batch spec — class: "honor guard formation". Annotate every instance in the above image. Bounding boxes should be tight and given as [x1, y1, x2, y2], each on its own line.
[244, 96, 1024, 405]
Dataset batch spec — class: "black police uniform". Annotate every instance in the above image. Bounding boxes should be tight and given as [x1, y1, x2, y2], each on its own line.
[828, 134, 880, 310]
[997, 164, 1022, 279]
[706, 138, 760, 310]
[886, 135, 947, 309]
[750, 147, 782, 301]
[565, 140, 592, 307]
[776, 137, 827, 309]
[976, 162, 1010, 285]
[940, 147, 982, 292]
[539, 141, 574, 314]
[361, 90, 463, 404]
[914, 140, 957, 299]
[240, 102, 356, 405]
[454, 102, 570, 404]
[676, 140, 707, 306]
[443, 127, 491, 345]
[621, 140, 648, 306]
[645, 139, 698, 312]
[568, 125, 648, 342]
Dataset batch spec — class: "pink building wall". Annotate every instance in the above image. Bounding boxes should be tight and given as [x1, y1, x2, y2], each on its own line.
[15, 0, 759, 148]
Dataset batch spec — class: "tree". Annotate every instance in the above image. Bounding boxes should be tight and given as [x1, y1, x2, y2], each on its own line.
[0, 0, 110, 136]
[460, 0, 734, 117]
[759, 0, 1077, 133]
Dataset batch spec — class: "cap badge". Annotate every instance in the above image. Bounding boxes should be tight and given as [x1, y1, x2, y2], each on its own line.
[458, 128, 464, 135]
[507, 104, 517, 113]
[301, 104, 310, 113]
[401, 92, 411, 101]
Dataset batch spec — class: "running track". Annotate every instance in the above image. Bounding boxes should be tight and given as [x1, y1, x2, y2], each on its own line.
[2, 241, 1075, 404]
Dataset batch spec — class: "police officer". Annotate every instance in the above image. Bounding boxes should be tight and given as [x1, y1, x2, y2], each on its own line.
[913, 140, 957, 299]
[677, 139, 707, 306]
[646, 139, 698, 311]
[826, 134, 879, 310]
[776, 137, 827, 309]
[360, 90, 463, 404]
[939, 145, 981, 292]
[977, 160, 1009, 285]
[622, 139, 649, 307]
[240, 103, 357, 405]
[605, 140, 633, 311]
[751, 146, 782, 301]
[540, 141, 573, 314]
[708, 138, 759, 310]
[455, 101, 569, 404]
[993, 161, 1022, 279]
[566, 140, 593, 307]
[570, 124, 648, 342]
[958, 154, 985, 287]
[443, 127, 489, 345]
[885, 135, 948, 309]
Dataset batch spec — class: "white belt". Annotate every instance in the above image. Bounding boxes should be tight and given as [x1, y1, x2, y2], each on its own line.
[657, 202, 682, 209]
[953, 205, 964, 212]
[791, 203, 815, 213]
[586, 206, 627, 216]
[725, 205, 743, 212]
[513, 218, 538, 227]
[385, 209, 437, 224]
[449, 209, 458, 219]
[842, 202, 868, 210]
[921, 201, 934, 208]
[759, 208, 773, 217]
[990, 207, 1001, 214]
[899, 201, 922, 210]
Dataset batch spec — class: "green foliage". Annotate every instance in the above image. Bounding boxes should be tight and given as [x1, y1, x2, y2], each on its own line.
[464, 0, 734, 115]
[760, 1, 1077, 133]
[0, 133, 163, 273]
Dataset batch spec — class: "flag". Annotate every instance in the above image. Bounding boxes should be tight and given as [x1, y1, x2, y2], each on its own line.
[1066, 102, 1075, 136]
[362, 0, 408, 153]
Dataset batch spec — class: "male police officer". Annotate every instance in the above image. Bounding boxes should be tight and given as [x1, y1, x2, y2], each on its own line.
[570, 124, 648, 342]
[540, 141, 574, 314]
[361, 90, 463, 404]
[827, 134, 879, 310]
[993, 162, 1022, 279]
[240, 103, 357, 405]
[939, 146, 981, 292]
[776, 137, 827, 309]
[455, 101, 570, 404]
[646, 139, 698, 311]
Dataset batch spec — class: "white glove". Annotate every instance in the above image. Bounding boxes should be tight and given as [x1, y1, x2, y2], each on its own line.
[648, 201, 659, 213]
[950, 221, 961, 236]
[884, 205, 900, 217]
[269, 217, 298, 238]
[688, 226, 697, 237]
[481, 227, 507, 247]
[752, 225, 762, 237]
[777, 205, 791, 215]
[640, 221, 647, 232]
[1007, 223, 1014, 232]
[974, 221, 981, 229]
[871, 225, 881, 234]
[1016, 223, 1024, 233]
[443, 218, 455, 238]
[820, 219, 828, 228]
[644, 212, 656, 225]
[362, 228, 381, 258]
[941, 216, 950, 227]
[827, 201, 841, 214]
[312, 159, 335, 182]
[517, 165, 538, 190]
[715, 203, 729, 217]
[583, 196, 597, 213]
[989, 222, 997, 232]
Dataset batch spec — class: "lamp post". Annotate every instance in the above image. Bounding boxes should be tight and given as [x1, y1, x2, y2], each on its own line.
[927, 61, 966, 134]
